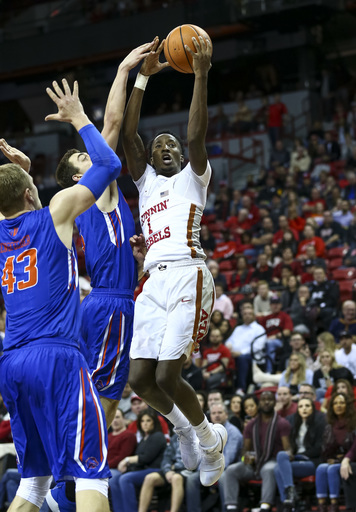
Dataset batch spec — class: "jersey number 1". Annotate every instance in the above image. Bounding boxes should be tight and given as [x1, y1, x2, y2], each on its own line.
[1, 249, 38, 294]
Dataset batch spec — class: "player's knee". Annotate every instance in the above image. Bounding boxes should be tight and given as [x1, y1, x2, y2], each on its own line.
[16, 475, 52, 508]
[156, 370, 176, 396]
[75, 477, 109, 497]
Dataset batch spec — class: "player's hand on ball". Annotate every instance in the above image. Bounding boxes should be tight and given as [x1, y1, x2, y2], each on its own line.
[140, 37, 170, 77]
[185, 36, 212, 76]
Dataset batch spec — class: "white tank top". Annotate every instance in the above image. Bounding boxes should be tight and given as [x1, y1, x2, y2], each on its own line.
[135, 162, 212, 271]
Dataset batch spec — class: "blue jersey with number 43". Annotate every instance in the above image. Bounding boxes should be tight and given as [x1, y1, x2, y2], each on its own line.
[0, 208, 80, 350]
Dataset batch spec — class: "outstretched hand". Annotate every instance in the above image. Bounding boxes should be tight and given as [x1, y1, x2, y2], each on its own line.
[45, 79, 88, 127]
[185, 36, 212, 76]
[130, 234, 147, 265]
[119, 40, 157, 72]
[0, 139, 31, 173]
[140, 36, 170, 76]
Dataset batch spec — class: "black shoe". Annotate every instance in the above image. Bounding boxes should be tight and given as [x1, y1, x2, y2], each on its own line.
[284, 486, 297, 505]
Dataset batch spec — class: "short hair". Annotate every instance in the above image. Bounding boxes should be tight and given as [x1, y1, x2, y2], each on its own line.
[210, 402, 229, 414]
[55, 149, 80, 188]
[0, 164, 32, 216]
[147, 130, 185, 159]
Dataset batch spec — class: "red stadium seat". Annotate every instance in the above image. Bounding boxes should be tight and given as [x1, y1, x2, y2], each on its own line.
[221, 270, 235, 287]
[327, 258, 343, 271]
[339, 280, 356, 302]
[208, 221, 225, 232]
[219, 259, 236, 271]
[332, 268, 356, 281]
[327, 247, 348, 259]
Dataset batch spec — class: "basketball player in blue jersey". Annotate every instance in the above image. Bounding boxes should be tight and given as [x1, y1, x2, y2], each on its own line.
[0, 79, 122, 512]
[121, 36, 228, 488]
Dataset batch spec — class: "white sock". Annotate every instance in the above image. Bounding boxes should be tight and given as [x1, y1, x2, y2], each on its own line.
[164, 404, 190, 429]
[193, 416, 217, 447]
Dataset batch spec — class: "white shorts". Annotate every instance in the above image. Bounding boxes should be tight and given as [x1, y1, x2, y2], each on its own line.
[130, 260, 215, 361]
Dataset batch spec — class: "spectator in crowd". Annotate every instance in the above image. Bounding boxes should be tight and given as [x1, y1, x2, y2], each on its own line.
[201, 328, 232, 390]
[333, 199, 354, 228]
[251, 253, 274, 284]
[220, 318, 233, 342]
[287, 203, 306, 233]
[220, 390, 291, 512]
[110, 410, 167, 512]
[212, 229, 237, 262]
[228, 395, 244, 432]
[210, 310, 224, 330]
[303, 244, 327, 271]
[258, 295, 294, 373]
[275, 386, 298, 418]
[278, 353, 313, 396]
[343, 171, 356, 201]
[257, 174, 278, 205]
[267, 94, 289, 146]
[229, 255, 254, 293]
[289, 140, 311, 174]
[196, 391, 208, 413]
[297, 225, 326, 259]
[213, 282, 234, 320]
[316, 392, 356, 512]
[207, 260, 228, 290]
[206, 390, 224, 413]
[317, 210, 345, 248]
[272, 247, 303, 283]
[251, 217, 275, 250]
[127, 400, 170, 442]
[324, 130, 341, 161]
[119, 382, 137, 424]
[335, 331, 356, 380]
[200, 224, 216, 259]
[288, 284, 315, 334]
[329, 300, 356, 342]
[270, 140, 290, 169]
[232, 98, 254, 134]
[313, 332, 337, 371]
[274, 397, 326, 510]
[181, 356, 203, 391]
[313, 350, 353, 402]
[346, 211, 356, 249]
[302, 188, 327, 218]
[185, 402, 243, 512]
[298, 383, 321, 407]
[108, 408, 138, 476]
[340, 435, 356, 512]
[225, 208, 254, 239]
[280, 275, 299, 313]
[308, 266, 340, 331]
[225, 303, 267, 393]
[241, 394, 260, 428]
[321, 378, 356, 414]
[253, 281, 273, 316]
[137, 433, 185, 512]
[241, 195, 260, 226]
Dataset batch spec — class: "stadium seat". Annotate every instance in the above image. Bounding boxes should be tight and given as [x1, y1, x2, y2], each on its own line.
[326, 258, 343, 271]
[221, 270, 235, 287]
[339, 280, 356, 302]
[219, 259, 236, 271]
[332, 267, 356, 281]
[327, 247, 348, 259]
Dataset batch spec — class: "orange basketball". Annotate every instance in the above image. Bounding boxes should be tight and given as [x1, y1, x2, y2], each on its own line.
[164, 24, 212, 74]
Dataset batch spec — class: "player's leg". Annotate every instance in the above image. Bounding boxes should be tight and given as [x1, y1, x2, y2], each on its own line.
[8, 496, 39, 512]
[75, 478, 110, 512]
[99, 396, 119, 428]
[137, 472, 164, 512]
[8, 476, 52, 512]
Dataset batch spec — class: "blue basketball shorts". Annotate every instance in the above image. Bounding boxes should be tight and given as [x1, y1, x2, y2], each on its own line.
[0, 341, 111, 481]
[80, 289, 134, 400]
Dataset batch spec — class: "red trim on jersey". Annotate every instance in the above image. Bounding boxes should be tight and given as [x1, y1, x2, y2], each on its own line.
[92, 312, 115, 380]
[187, 204, 197, 258]
[106, 312, 122, 386]
[79, 368, 87, 463]
[86, 369, 103, 462]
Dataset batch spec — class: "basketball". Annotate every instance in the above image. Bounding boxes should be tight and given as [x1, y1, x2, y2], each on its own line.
[164, 24, 212, 74]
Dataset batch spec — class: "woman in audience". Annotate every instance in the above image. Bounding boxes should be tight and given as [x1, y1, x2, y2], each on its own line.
[316, 392, 356, 512]
[312, 332, 336, 371]
[210, 310, 224, 330]
[274, 397, 326, 511]
[241, 393, 259, 428]
[109, 409, 167, 512]
[196, 390, 208, 413]
[220, 318, 233, 341]
[281, 275, 299, 314]
[228, 394, 244, 432]
[229, 255, 253, 293]
[313, 350, 352, 402]
[278, 353, 313, 396]
[321, 377, 356, 413]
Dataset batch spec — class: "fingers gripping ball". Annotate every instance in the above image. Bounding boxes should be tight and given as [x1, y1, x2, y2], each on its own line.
[164, 24, 212, 74]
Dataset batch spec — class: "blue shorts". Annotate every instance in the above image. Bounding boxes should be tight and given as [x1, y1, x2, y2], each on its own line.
[0, 341, 111, 481]
[80, 289, 134, 400]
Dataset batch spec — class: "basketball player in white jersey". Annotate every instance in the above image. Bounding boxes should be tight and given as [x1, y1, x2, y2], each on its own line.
[122, 35, 227, 487]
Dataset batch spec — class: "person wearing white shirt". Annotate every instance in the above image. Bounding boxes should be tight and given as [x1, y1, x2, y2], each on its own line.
[226, 303, 267, 393]
[213, 282, 234, 320]
[335, 331, 356, 378]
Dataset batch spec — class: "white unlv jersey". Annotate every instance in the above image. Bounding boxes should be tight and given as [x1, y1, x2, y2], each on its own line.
[135, 162, 212, 271]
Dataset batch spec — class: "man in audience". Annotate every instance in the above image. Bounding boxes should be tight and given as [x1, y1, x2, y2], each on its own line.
[335, 331, 356, 380]
[226, 303, 267, 393]
[207, 260, 228, 291]
[220, 391, 291, 512]
[296, 225, 325, 259]
[298, 383, 322, 410]
[253, 281, 273, 317]
[272, 247, 303, 283]
[258, 296, 293, 373]
[206, 390, 224, 413]
[333, 199, 354, 228]
[278, 331, 313, 372]
[272, 216, 299, 250]
[275, 386, 298, 418]
[317, 210, 344, 248]
[308, 266, 339, 330]
[201, 329, 232, 390]
[329, 300, 356, 342]
[185, 402, 243, 512]
[181, 356, 203, 391]
[108, 409, 137, 473]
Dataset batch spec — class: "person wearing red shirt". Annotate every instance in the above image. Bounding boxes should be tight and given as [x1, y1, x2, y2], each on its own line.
[272, 247, 303, 283]
[275, 386, 298, 418]
[229, 255, 254, 293]
[297, 224, 325, 259]
[302, 188, 327, 218]
[202, 328, 232, 390]
[272, 215, 299, 249]
[224, 208, 254, 237]
[267, 93, 288, 146]
[287, 204, 306, 233]
[241, 195, 260, 226]
[212, 230, 237, 262]
[108, 408, 137, 472]
[258, 296, 294, 372]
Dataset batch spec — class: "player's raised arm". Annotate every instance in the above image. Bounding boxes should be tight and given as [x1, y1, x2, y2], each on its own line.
[45, 79, 122, 247]
[185, 36, 212, 176]
[0, 139, 31, 174]
[122, 37, 169, 181]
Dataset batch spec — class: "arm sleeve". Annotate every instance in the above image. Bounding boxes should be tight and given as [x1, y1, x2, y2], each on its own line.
[78, 124, 122, 199]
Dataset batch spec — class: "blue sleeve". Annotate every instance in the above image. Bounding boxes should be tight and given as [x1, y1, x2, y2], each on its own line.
[224, 424, 243, 466]
[78, 124, 122, 199]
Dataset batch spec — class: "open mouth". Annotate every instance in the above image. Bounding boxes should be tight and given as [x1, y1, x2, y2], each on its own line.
[162, 154, 172, 164]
